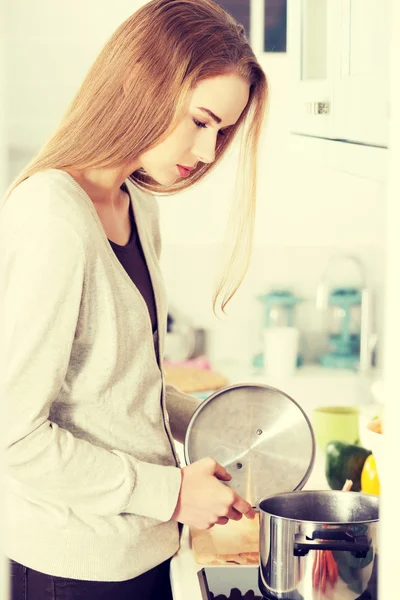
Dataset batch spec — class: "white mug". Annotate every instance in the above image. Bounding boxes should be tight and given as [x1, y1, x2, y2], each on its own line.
[263, 327, 300, 380]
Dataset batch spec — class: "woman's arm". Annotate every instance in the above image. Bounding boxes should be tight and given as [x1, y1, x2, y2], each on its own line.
[0, 214, 181, 522]
[164, 384, 201, 444]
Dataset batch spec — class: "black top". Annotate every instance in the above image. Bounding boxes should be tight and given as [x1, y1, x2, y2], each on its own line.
[108, 189, 158, 333]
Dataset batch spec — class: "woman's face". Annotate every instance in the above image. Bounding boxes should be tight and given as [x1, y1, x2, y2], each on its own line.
[136, 73, 250, 186]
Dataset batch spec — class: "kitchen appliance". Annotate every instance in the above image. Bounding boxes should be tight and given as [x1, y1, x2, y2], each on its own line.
[316, 254, 375, 373]
[198, 562, 378, 599]
[198, 565, 265, 599]
[319, 287, 362, 369]
[258, 290, 303, 328]
[253, 290, 304, 369]
[184, 383, 379, 600]
[258, 490, 378, 600]
[165, 309, 206, 361]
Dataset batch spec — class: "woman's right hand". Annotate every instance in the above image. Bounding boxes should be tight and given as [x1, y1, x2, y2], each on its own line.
[171, 457, 256, 530]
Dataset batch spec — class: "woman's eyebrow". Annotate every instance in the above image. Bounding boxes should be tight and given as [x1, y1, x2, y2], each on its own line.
[196, 106, 235, 129]
[196, 106, 222, 124]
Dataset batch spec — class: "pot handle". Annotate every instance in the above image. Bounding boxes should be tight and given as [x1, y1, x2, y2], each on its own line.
[293, 530, 370, 558]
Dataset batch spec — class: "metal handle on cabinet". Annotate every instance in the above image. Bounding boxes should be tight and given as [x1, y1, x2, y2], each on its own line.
[305, 101, 330, 115]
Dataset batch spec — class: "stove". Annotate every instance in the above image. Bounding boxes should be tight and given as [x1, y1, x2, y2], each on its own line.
[198, 563, 378, 600]
[198, 566, 263, 600]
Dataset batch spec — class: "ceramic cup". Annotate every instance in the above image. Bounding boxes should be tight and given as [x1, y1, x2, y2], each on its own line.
[263, 327, 300, 380]
[312, 405, 360, 451]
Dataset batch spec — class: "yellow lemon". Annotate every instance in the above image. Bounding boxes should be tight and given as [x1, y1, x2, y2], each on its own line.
[361, 454, 380, 496]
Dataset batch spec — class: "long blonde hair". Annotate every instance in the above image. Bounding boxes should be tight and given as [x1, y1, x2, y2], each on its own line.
[5, 0, 268, 313]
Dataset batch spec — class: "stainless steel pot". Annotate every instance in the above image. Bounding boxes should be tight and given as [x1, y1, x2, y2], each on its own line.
[258, 490, 379, 600]
[184, 383, 379, 599]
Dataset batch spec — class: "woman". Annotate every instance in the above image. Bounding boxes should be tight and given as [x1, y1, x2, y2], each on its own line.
[0, 0, 268, 598]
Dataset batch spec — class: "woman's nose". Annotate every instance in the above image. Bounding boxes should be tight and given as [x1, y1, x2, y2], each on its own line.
[193, 137, 217, 165]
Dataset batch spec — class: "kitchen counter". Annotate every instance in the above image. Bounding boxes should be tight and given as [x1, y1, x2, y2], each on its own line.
[169, 363, 378, 599]
[211, 362, 379, 411]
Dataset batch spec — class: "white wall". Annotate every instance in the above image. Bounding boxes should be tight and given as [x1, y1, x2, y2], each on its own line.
[5, 1, 149, 160]
[0, 0, 7, 196]
[4, 2, 387, 368]
[1, 3, 10, 594]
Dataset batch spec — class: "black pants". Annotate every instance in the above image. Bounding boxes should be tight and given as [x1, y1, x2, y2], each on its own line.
[8, 558, 174, 600]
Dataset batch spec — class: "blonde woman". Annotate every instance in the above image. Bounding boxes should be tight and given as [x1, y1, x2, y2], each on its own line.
[0, 0, 268, 598]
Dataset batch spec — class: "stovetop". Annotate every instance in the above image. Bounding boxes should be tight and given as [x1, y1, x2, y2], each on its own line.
[198, 566, 263, 600]
[198, 563, 378, 600]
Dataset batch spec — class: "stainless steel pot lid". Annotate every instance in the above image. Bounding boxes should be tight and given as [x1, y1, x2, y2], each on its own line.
[184, 383, 315, 507]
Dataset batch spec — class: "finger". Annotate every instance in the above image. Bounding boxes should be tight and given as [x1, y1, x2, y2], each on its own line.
[212, 461, 232, 482]
[232, 495, 256, 519]
[215, 516, 229, 526]
[243, 507, 256, 519]
[224, 507, 243, 521]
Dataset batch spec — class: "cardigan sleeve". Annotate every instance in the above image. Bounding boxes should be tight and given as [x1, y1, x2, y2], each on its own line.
[164, 384, 201, 444]
[0, 215, 181, 522]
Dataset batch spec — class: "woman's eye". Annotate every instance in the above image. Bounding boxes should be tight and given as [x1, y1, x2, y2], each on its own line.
[193, 118, 226, 137]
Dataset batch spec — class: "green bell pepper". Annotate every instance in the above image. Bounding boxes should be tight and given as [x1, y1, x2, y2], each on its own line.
[325, 440, 371, 492]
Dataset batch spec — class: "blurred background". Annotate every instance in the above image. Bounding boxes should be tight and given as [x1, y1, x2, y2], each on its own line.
[0, 0, 388, 377]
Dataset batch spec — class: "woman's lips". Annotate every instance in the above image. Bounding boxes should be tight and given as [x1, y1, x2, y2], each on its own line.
[177, 165, 191, 177]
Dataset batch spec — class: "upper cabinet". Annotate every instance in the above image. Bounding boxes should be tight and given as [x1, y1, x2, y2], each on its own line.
[288, 0, 390, 148]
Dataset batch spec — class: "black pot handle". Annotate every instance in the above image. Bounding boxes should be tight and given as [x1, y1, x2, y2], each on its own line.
[293, 529, 370, 558]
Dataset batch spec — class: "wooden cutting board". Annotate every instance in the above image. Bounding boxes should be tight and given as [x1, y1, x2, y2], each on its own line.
[164, 365, 229, 393]
[190, 513, 260, 565]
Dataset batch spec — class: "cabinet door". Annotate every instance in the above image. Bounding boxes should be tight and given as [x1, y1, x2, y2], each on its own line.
[289, 0, 389, 147]
[334, 0, 389, 147]
[289, 0, 336, 138]
[217, 0, 251, 41]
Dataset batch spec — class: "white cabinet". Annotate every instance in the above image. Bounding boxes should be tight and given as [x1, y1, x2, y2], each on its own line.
[288, 0, 390, 148]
